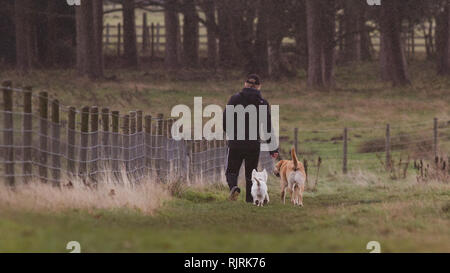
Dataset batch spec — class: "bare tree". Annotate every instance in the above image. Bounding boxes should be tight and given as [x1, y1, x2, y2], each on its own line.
[437, 1, 450, 75]
[15, 0, 34, 72]
[0, 1, 15, 63]
[251, 0, 269, 76]
[182, 0, 199, 67]
[93, 0, 104, 74]
[217, 1, 236, 68]
[306, 0, 336, 88]
[76, 1, 103, 79]
[342, 0, 360, 63]
[123, 0, 138, 67]
[200, 0, 218, 68]
[165, 0, 180, 69]
[379, 1, 410, 86]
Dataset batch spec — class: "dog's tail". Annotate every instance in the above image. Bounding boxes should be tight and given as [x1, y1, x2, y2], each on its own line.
[291, 148, 299, 171]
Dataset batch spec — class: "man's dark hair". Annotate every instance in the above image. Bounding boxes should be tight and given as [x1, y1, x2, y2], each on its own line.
[246, 74, 261, 85]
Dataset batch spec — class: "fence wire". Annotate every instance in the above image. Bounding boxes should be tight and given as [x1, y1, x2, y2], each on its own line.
[0, 86, 276, 186]
[1, 85, 449, 186]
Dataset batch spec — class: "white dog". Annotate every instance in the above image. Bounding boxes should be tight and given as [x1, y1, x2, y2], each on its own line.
[251, 169, 270, 207]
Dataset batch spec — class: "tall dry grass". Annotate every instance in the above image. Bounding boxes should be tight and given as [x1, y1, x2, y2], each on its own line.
[0, 170, 171, 215]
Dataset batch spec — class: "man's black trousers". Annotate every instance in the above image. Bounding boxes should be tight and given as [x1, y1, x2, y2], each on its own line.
[225, 147, 260, 203]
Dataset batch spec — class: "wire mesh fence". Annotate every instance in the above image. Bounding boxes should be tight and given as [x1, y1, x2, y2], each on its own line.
[1, 81, 448, 187]
[0, 82, 275, 186]
[288, 118, 450, 181]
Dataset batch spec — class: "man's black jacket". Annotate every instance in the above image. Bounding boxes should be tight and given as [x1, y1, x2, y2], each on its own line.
[223, 88, 278, 155]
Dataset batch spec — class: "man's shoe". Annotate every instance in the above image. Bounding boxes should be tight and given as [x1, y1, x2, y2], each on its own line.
[229, 186, 241, 201]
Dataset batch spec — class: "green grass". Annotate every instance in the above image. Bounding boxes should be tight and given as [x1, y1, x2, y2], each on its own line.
[0, 178, 449, 252]
[0, 60, 449, 252]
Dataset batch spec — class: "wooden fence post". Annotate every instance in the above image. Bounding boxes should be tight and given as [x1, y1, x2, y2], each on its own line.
[39, 92, 49, 183]
[142, 13, 149, 53]
[101, 108, 110, 164]
[67, 107, 77, 176]
[2, 81, 14, 186]
[23, 86, 33, 183]
[90, 107, 99, 183]
[434, 117, 438, 159]
[145, 115, 152, 176]
[386, 124, 391, 170]
[105, 23, 110, 47]
[79, 106, 90, 180]
[343, 127, 348, 174]
[222, 139, 227, 182]
[185, 140, 192, 184]
[294, 128, 298, 153]
[156, 113, 163, 181]
[117, 22, 121, 57]
[130, 111, 137, 179]
[111, 111, 120, 178]
[214, 140, 220, 182]
[192, 141, 198, 183]
[156, 23, 160, 54]
[151, 23, 155, 58]
[166, 118, 173, 176]
[51, 99, 61, 186]
[122, 114, 130, 177]
[162, 118, 168, 180]
[137, 110, 143, 177]
[207, 140, 213, 182]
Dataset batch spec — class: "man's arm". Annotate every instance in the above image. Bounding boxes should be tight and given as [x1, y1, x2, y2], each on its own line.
[263, 99, 279, 157]
[223, 95, 236, 133]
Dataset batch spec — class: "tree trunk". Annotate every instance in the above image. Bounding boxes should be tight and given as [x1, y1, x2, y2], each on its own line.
[0, 1, 16, 64]
[45, 0, 58, 66]
[76, 6, 85, 73]
[93, 0, 104, 74]
[437, 2, 450, 75]
[379, 1, 410, 86]
[305, 0, 335, 88]
[342, 0, 360, 63]
[379, 30, 392, 81]
[322, 1, 336, 87]
[123, 0, 138, 68]
[252, 0, 269, 76]
[183, 0, 199, 67]
[76, 1, 102, 79]
[268, 37, 283, 79]
[217, 1, 235, 68]
[359, 9, 372, 62]
[15, 0, 34, 72]
[202, 0, 217, 68]
[165, 0, 180, 69]
[292, 0, 308, 70]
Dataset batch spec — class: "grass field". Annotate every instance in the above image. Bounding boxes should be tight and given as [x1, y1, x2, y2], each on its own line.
[0, 179, 449, 252]
[0, 59, 449, 252]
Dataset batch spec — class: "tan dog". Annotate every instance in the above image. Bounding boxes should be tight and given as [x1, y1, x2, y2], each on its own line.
[274, 148, 307, 206]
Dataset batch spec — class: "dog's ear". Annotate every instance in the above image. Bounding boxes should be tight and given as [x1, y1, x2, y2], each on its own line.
[252, 169, 257, 177]
[262, 169, 268, 180]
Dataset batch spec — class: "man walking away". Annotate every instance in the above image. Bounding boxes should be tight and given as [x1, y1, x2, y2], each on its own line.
[223, 74, 279, 203]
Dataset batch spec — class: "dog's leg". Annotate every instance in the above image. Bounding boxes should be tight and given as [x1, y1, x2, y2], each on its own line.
[280, 181, 286, 204]
[265, 193, 270, 204]
[299, 188, 304, 207]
